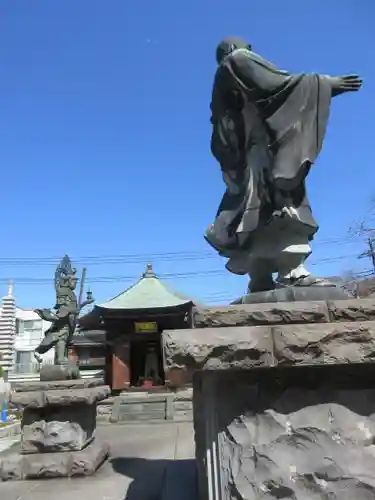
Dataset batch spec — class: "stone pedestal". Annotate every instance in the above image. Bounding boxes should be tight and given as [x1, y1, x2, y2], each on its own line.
[0, 378, 110, 481]
[238, 284, 350, 304]
[163, 298, 375, 500]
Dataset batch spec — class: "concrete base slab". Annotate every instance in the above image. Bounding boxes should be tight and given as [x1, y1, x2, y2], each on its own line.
[0, 439, 109, 481]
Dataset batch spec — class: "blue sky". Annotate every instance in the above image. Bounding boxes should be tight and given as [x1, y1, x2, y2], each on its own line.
[0, 0, 374, 308]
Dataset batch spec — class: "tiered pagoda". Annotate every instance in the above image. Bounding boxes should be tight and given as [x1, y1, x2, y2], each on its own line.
[73, 264, 197, 392]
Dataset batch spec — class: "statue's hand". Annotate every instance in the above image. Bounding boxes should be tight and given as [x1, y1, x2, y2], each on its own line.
[33, 308, 44, 318]
[332, 74, 362, 95]
[339, 74, 362, 91]
[79, 297, 95, 309]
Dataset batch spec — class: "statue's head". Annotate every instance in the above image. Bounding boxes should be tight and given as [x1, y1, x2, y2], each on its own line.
[54, 256, 78, 309]
[59, 268, 77, 291]
[216, 37, 252, 64]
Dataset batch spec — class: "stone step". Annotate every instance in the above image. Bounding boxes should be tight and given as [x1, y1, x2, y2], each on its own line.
[110, 390, 193, 423]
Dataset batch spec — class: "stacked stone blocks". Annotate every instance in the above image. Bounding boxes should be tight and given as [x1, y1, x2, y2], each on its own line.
[0, 378, 110, 481]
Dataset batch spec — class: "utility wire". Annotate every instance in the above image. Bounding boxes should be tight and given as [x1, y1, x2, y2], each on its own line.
[0, 261, 371, 286]
[0, 254, 358, 279]
[0, 235, 360, 265]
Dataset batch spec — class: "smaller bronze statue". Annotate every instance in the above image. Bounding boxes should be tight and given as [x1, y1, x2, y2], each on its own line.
[33, 255, 94, 368]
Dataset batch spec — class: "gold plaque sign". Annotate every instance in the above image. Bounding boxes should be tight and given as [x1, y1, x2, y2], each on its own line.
[135, 321, 158, 333]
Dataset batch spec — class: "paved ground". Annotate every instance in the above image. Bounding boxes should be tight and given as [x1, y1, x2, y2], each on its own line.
[0, 423, 196, 500]
[0, 437, 19, 454]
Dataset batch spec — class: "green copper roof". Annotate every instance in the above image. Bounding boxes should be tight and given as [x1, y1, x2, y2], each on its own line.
[97, 264, 194, 310]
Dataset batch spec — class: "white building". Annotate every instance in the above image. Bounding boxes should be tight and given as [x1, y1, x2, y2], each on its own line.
[14, 308, 54, 373]
[0, 282, 16, 372]
[0, 282, 55, 375]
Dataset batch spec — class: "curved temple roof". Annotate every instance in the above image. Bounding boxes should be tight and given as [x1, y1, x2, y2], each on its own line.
[97, 264, 194, 310]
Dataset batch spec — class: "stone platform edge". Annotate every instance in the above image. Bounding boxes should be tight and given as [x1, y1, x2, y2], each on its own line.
[163, 320, 375, 372]
[0, 440, 110, 481]
[10, 384, 111, 408]
[192, 298, 375, 328]
[11, 378, 105, 393]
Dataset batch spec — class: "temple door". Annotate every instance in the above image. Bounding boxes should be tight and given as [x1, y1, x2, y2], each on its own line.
[112, 341, 130, 391]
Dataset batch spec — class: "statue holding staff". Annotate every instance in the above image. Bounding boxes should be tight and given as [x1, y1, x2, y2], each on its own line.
[34, 255, 94, 367]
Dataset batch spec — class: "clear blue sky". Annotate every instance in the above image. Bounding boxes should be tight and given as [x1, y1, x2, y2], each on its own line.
[0, 0, 374, 308]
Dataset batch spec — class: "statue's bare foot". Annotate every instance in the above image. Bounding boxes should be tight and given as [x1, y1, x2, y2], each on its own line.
[277, 275, 336, 287]
[294, 275, 336, 287]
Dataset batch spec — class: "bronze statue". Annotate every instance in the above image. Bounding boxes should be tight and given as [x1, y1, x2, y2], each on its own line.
[206, 37, 362, 294]
[33, 255, 94, 366]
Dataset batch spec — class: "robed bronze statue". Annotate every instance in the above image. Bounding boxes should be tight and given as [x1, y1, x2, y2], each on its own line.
[33, 255, 94, 366]
[205, 37, 362, 294]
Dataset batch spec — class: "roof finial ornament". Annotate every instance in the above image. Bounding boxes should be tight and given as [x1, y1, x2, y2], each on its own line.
[143, 263, 155, 278]
[7, 280, 14, 297]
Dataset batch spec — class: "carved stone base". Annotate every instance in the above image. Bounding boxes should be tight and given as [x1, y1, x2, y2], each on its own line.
[21, 403, 96, 453]
[0, 439, 110, 481]
[40, 362, 80, 381]
[1, 379, 111, 482]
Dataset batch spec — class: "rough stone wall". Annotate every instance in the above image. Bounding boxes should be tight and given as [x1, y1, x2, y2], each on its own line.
[162, 298, 375, 500]
[200, 368, 375, 500]
[163, 300, 375, 375]
[192, 298, 375, 328]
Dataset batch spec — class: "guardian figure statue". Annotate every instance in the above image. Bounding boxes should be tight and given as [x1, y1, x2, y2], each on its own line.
[33, 255, 94, 365]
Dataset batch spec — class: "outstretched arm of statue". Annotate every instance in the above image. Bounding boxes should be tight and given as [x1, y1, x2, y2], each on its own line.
[34, 308, 58, 322]
[79, 297, 94, 310]
[329, 74, 363, 97]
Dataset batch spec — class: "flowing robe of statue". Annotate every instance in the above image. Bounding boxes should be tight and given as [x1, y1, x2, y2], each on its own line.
[205, 41, 358, 291]
[35, 286, 79, 364]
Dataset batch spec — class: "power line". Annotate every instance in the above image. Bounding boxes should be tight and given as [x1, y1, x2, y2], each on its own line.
[0, 256, 364, 274]
[0, 236, 359, 266]
[0, 257, 368, 285]
[0, 251, 215, 265]
[0, 254, 217, 266]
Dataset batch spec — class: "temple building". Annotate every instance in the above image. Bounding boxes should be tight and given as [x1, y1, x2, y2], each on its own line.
[72, 264, 197, 392]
